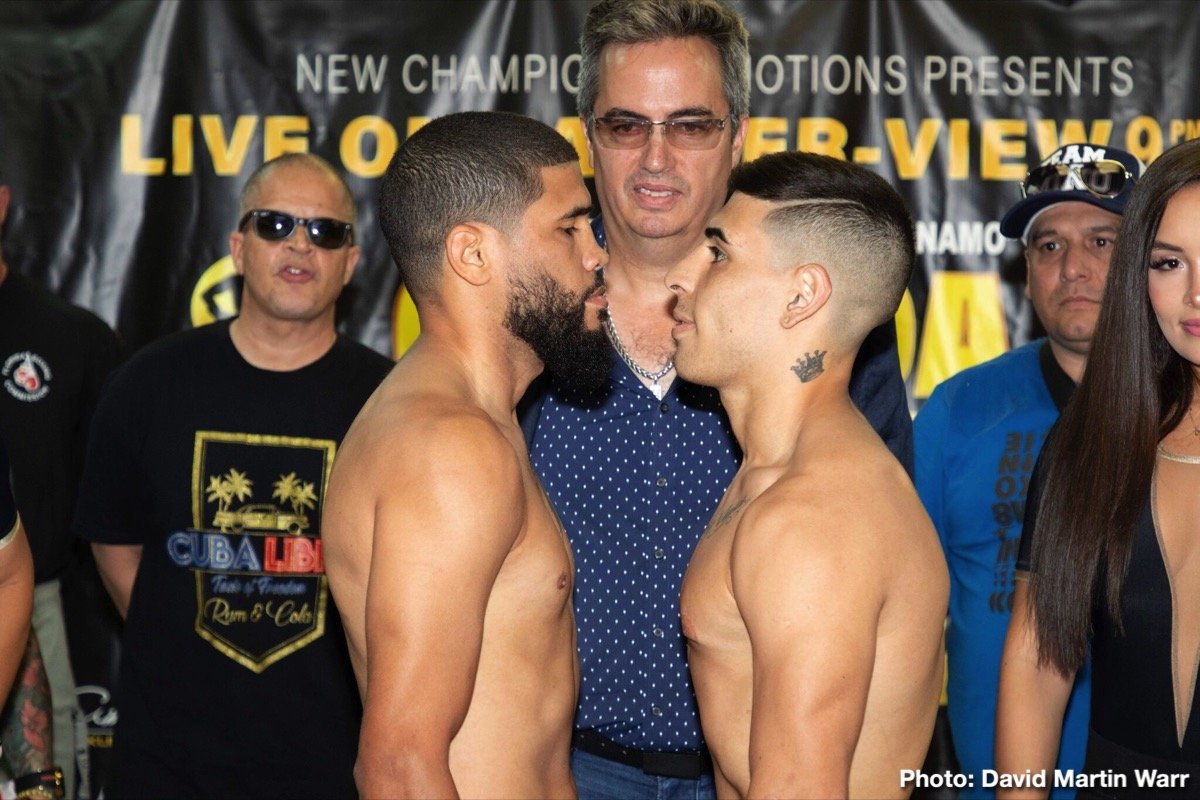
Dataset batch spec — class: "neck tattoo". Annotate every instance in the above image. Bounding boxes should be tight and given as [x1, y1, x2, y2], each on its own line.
[602, 309, 674, 400]
[791, 350, 827, 383]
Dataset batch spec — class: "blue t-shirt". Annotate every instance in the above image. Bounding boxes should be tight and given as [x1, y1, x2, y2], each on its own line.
[915, 340, 1090, 798]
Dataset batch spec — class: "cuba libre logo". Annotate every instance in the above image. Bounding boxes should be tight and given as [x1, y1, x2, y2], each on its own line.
[2, 351, 52, 402]
[167, 529, 324, 574]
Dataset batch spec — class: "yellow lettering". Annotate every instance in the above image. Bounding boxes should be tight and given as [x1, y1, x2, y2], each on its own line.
[263, 115, 310, 161]
[1169, 119, 1200, 144]
[392, 285, 421, 359]
[555, 117, 593, 177]
[914, 271, 1009, 398]
[120, 115, 165, 175]
[796, 118, 848, 159]
[204, 598, 248, 625]
[407, 116, 431, 137]
[199, 115, 257, 175]
[742, 117, 789, 163]
[884, 118, 941, 179]
[339, 116, 398, 178]
[172, 115, 193, 176]
[1126, 115, 1163, 163]
[947, 119, 970, 180]
[894, 289, 917, 381]
[980, 119, 1026, 180]
[1032, 119, 1114, 158]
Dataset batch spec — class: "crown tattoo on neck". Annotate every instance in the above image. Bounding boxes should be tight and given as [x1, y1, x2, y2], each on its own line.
[791, 350, 827, 383]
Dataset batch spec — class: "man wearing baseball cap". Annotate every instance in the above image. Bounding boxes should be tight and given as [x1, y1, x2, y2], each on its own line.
[914, 143, 1143, 798]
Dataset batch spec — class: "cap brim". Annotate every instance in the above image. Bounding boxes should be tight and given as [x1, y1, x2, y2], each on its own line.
[999, 191, 1128, 239]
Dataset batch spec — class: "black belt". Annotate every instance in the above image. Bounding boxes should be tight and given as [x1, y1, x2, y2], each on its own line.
[572, 728, 712, 780]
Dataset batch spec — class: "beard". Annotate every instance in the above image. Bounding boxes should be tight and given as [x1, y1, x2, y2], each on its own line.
[504, 269, 611, 392]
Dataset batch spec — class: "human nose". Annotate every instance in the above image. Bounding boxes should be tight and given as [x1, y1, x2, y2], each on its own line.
[639, 124, 674, 172]
[583, 232, 607, 274]
[1060, 244, 1089, 282]
[287, 223, 314, 252]
[666, 245, 704, 297]
[1187, 265, 1200, 308]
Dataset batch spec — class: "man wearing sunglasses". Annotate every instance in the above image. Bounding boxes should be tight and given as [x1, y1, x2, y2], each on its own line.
[76, 153, 393, 798]
[914, 142, 1143, 799]
[519, 1, 913, 797]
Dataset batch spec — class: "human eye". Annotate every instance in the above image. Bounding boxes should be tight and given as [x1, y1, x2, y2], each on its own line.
[1149, 255, 1182, 271]
[1093, 236, 1114, 248]
[708, 244, 727, 264]
[605, 118, 645, 137]
[672, 118, 716, 138]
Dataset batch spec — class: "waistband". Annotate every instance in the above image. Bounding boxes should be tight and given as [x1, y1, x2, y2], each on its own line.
[572, 728, 712, 780]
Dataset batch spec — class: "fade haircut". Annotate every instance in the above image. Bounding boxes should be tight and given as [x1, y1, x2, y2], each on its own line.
[378, 111, 579, 299]
[578, 0, 750, 123]
[730, 151, 915, 341]
[239, 153, 356, 221]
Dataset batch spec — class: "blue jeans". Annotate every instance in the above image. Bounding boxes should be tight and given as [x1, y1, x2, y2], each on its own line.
[572, 748, 716, 800]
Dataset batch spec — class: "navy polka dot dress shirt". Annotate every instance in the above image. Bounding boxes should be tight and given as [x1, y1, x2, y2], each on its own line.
[530, 352, 740, 752]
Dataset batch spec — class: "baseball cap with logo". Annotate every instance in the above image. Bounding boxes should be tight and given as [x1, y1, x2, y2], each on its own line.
[1000, 143, 1145, 242]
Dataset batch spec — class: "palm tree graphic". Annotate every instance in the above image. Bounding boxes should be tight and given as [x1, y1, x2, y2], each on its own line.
[206, 469, 254, 512]
[273, 472, 317, 517]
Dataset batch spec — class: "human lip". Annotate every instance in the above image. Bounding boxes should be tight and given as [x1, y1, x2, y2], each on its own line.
[278, 264, 315, 283]
[1059, 294, 1099, 308]
[671, 313, 695, 338]
[1181, 319, 1200, 337]
[631, 180, 683, 208]
[585, 284, 608, 309]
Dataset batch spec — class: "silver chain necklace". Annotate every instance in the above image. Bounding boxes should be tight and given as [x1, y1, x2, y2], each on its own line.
[602, 309, 675, 400]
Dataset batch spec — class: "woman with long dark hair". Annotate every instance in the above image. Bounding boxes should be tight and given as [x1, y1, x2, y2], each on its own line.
[997, 136, 1200, 795]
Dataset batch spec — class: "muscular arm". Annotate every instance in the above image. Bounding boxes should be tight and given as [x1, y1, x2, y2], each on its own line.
[732, 498, 880, 799]
[351, 418, 525, 798]
[995, 580, 1074, 799]
[0, 521, 33, 694]
[91, 542, 142, 618]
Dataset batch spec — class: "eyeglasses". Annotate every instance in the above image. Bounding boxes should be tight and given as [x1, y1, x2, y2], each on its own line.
[238, 209, 354, 249]
[1021, 160, 1132, 200]
[590, 115, 732, 150]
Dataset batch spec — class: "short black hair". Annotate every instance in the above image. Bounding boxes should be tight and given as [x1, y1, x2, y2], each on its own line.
[378, 111, 579, 300]
[730, 151, 915, 339]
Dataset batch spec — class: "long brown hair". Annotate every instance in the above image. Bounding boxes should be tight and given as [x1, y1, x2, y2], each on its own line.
[1028, 138, 1200, 675]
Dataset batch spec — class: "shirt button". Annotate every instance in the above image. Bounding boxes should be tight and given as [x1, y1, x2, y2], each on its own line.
[651, 706, 663, 717]
[654, 547, 666, 560]
[656, 477, 668, 487]
[660, 402, 669, 413]
[653, 626, 664, 638]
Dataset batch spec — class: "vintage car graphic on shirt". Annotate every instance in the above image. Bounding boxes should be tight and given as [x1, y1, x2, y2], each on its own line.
[178, 431, 336, 673]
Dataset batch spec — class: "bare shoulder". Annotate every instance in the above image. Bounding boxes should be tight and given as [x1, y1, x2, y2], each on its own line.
[731, 431, 938, 589]
[334, 369, 523, 495]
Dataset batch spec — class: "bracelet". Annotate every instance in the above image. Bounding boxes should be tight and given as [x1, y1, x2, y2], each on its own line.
[13, 766, 64, 799]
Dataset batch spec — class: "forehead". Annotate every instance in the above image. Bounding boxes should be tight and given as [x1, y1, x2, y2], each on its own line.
[525, 162, 590, 218]
[710, 192, 776, 242]
[1027, 200, 1121, 240]
[595, 37, 726, 117]
[1158, 183, 1200, 234]
[252, 164, 351, 218]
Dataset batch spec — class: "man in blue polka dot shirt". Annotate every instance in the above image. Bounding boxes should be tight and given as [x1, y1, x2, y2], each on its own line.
[522, 1, 913, 797]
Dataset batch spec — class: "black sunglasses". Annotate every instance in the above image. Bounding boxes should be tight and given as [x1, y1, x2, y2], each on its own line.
[238, 209, 354, 249]
[1021, 160, 1132, 200]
